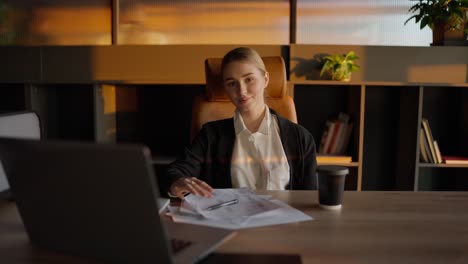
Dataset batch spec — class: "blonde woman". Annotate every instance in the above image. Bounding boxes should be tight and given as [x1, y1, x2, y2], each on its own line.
[167, 47, 317, 199]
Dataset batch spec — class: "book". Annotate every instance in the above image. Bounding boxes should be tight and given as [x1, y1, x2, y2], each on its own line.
[318, 120, 332, 154]
[322, 121, 335, 154]
[419, 128, 429, 163]
[317, 154, 352, 164]
[326, 120, 341, 154]
[338, 122, 353, 155]
[421, 127, 434, 163]
[421, 119, 438, 164]
[330, 121, 345, 154]
[333, 113, 351, 154]
[319, 112, 352, 155]
[433, 141, 443, 164]
[443, 156, 468, 165]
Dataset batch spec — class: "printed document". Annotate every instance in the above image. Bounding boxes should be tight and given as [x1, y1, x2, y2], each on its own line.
[167, 188, 313, 229]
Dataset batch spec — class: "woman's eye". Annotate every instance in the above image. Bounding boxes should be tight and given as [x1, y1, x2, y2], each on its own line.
[225, 81, 235, 88]
[245, 77, 254, 83]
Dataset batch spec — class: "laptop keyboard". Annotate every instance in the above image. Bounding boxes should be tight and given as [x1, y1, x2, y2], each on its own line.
[170, 238, 193, 254]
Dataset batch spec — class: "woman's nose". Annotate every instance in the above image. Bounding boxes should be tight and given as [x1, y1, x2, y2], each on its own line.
[238, 82, 247, 95]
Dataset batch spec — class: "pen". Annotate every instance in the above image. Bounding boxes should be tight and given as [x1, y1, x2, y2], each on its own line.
[204, 199, 239, 211]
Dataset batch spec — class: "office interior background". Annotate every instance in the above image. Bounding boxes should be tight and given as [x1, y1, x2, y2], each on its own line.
[0, 0, 467, 192]
[0, 0, 431, 46]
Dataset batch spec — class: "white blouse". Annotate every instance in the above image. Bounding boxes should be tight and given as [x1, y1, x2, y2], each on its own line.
[230, 106, 290, 190]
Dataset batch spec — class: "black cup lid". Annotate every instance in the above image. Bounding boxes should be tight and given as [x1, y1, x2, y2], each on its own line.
[317, 165, 349, 176]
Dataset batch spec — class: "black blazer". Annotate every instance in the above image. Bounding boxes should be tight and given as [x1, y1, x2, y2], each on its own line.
[165, 109, 317, 190]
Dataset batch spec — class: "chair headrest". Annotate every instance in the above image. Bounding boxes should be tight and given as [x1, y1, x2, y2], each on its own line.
[204, 56, 287, 102]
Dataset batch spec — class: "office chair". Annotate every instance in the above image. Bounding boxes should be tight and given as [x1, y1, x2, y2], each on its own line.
[0, 111, 42, 200]
[191, 56, 297, 140]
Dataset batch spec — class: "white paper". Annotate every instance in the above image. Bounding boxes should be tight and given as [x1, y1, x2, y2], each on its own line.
[182, 188, 280, 221]
[167, 188, 313, 230]
[157, 198, 170, 213]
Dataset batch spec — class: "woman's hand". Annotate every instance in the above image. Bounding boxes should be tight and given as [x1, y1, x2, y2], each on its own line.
[169, 177, 213, 199]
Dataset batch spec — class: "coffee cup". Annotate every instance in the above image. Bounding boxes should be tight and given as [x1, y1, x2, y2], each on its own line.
[317, 165, 348, 210]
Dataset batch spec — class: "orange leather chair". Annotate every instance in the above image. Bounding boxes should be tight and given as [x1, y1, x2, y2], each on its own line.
[191, 56, 297, 140]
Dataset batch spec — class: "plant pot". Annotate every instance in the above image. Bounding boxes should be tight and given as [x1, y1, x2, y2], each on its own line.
[445, 29, 465, 41]
[340, 75, 351, 82]
[432, 20, 446, 46]
[331, 72, 351, 82]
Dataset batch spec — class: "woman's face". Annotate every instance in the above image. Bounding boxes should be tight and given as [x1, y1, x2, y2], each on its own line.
[222, 61, 269, 115]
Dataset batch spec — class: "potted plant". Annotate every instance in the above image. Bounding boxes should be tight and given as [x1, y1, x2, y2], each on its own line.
[404, 0, 468, 45]
[320, 51, 360, 82]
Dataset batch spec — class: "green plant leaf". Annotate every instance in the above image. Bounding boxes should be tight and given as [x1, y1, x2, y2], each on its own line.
[405, 0, 468, 31]
[319, 50, 360, 81]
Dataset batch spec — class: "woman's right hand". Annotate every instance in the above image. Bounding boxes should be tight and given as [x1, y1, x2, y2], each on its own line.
[169, 177, 213, 199]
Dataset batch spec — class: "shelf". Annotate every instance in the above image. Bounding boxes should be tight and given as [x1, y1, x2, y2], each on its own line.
[418, 163, 468, 168]
[415, 85, 468, 191]
[317, 162, 359, 167]
[289, 80, 468, 87]
[293, 80, 468, 191]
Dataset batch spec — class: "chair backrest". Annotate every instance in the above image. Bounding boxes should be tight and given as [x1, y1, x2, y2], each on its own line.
[0, 111, 41, 195]
[191, 56, 297, 140]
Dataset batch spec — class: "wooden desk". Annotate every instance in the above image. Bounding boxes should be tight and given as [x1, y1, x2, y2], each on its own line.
[1, 191, 468, 263]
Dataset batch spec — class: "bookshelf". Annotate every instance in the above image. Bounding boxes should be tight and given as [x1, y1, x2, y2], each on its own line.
[415, 85, 468, 191]
[290, 44, 468, 192]
[0, 44, 467, 192]
[290, 80, 468, 191]
[293, 81, 363, 190]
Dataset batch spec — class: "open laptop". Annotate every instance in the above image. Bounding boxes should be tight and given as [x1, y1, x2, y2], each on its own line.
[0, 138, 235, 264]
[0, 111, 41, 199]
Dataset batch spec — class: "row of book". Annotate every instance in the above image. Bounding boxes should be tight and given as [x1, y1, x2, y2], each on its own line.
[318, 112, 353, 155]
[317, 112, 353, 164]
[419, 118, 442, 164]
[419, 118, 468, 165]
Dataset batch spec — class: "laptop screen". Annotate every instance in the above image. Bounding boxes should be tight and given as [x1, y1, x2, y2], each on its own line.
[0, 138, 173, 263]
[0, 112, 41, 194]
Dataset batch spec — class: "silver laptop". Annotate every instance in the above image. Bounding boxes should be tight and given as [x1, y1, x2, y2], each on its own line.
[0, 138, 235, 264]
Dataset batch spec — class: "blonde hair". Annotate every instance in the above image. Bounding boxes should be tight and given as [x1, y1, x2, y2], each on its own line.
[221, 47, 266, 76]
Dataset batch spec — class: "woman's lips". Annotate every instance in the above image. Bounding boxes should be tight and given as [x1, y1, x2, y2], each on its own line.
[239, 97, 249, 104]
